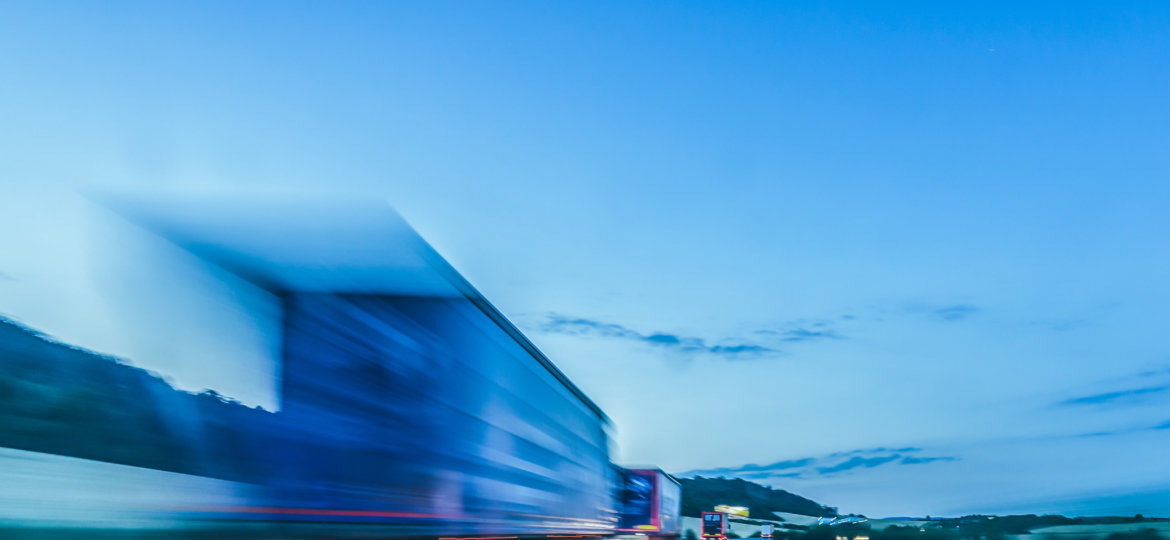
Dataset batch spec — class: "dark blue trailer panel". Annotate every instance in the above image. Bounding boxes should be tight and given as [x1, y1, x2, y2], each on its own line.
[274, 292, 618, 534]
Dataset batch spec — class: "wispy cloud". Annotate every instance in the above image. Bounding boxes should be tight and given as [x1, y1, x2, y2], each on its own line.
[1057, 384, 1170, 407]
[684, 447, 958, 480]
[780, 328, 844, 342]
[0, 270, 12, 281]
[900, 456, 957, 465]
[933, 304, 978, 321]
[694, 458, 816, 478]
[542, 316, 641, 339]
[755, 318, 848, 343]
[1076, 430, 1123, 438]
[816, 455, 903, 474]
[1137, 362, 1170, 379]
[709, 344, 774, 354]
[824, 446, 921, 458]
[899, 302, 981, 323]
[539, 314, 775, 359]
[1075, 417, 1170, 438]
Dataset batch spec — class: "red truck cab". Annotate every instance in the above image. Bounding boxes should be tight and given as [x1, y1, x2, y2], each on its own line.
[701, 511, 730, 540]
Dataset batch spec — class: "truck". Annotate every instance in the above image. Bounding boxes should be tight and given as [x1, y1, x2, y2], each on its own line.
[702, 511, 731, 540]
[617, 468, 683, 539]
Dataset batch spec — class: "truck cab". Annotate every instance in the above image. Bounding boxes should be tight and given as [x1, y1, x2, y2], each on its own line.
[701, 511, 730, 540]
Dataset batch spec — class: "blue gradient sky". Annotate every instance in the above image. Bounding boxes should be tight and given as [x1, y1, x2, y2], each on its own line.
[2, 1, 1170, 517]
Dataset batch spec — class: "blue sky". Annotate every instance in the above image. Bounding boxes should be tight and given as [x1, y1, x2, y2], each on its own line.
[2, 1, 1170, 517]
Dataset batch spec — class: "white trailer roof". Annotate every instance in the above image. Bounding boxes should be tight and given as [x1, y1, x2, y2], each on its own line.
[95, 189, 464, 297]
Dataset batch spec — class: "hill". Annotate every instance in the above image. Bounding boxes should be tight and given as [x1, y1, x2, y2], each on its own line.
[680, 476, 838, 520]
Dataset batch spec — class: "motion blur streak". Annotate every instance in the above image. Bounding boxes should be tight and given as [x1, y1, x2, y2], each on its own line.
[0, 189, 681, 539]
[177, 507, 447, 518]
[439, 536, 520, 539]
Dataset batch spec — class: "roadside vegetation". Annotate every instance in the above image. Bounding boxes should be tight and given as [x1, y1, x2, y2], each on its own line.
[681, 477, 838, 519]
[681, 477, 1166, 540]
